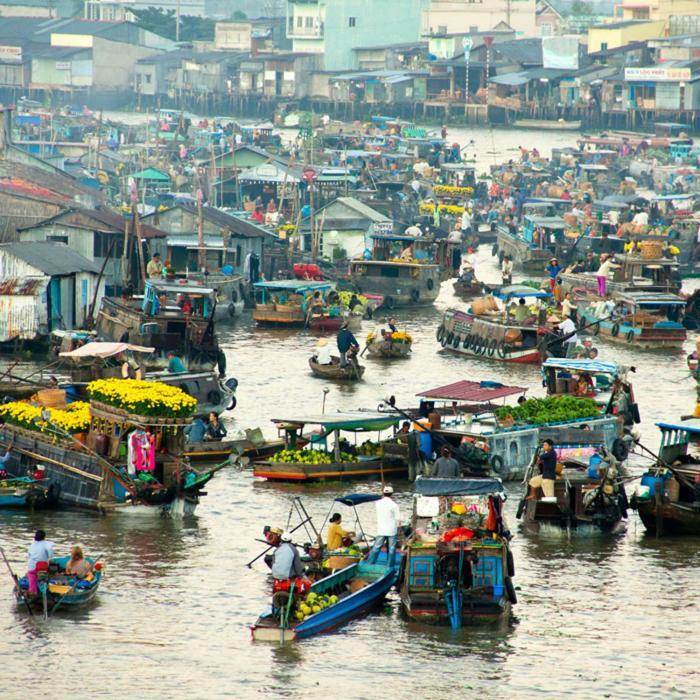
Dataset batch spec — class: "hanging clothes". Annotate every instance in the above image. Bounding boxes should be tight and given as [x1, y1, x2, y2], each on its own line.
[127, 430, 156, 475]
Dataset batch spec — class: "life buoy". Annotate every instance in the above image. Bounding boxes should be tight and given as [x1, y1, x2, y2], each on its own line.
[384, 296, 395, 310]
[426, 277, 435, 291]
[611, 323, 620, 337]
[452, 334, 460, 348]
[462, 334, 471, 349]
[505, 576, 517, 604]
[507, 549, 515, 578]
[207, 390, 222, 406]
[626, 330, 634, 343]
[491, 243, 499, 257]
[487, 338, 497, 356]
[490, 454, 505, 474]
[411, 288, 420, 303]
[436, 325, 446, 342]
[496, 341, 506, 358]
[446, 332, 455, 345]
[612, 437, 629, 462]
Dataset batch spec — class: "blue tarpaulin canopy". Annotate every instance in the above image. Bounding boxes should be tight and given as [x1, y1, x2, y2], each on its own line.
[542, 358, 621, 376]
[334, 493, 383, 506]
[414, 477, 504, 497]
[495, 284, 551, 299]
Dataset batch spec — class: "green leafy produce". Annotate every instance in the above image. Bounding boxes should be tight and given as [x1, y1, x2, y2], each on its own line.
[494, 395, 600, 426]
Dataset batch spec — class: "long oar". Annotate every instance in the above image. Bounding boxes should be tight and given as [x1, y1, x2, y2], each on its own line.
[0, 546, 35, 618]
[245, 519, 314, 569]
[50, 553, 104, 617]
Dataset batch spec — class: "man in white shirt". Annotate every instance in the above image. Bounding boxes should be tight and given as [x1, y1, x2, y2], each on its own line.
[558, 316, 578, 357]
[404, 224, 422, 237]
[367, 486, 400, 568]
[460, 209, 472, 235]
[27, 529, 54, 595]
[632, 210, 648, 226]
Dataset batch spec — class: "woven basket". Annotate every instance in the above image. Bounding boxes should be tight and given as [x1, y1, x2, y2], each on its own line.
[640, 240, 663, 259]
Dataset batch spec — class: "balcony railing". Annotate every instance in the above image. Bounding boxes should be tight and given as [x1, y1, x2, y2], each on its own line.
[287, 24, 324, 38]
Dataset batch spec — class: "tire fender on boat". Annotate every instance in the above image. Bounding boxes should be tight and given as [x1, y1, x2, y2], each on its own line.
[446, 332, 455, 345]
[462, 334, 471, 349]
[487, 338, 497, 356]
[384, 296, 396, 310]
[426, 278, 434, 291]
[452, 334, 461, 349]
[490, 454, 505, 474]
[626, 330, 634, 343]
[611, 323, 620, 337]
[612, 437, 629, 462]
[411, 288, 420, 303]
[507, 549, 515, 578]
[491, 243, 499, 257]
[436, 325, 446, 342]
[505, 576, 517, 604]
[207, 390, 222, 405]
[496, 341, 507, 358]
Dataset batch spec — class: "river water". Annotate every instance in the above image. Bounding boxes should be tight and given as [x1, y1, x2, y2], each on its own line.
[1, 128, 699, 699]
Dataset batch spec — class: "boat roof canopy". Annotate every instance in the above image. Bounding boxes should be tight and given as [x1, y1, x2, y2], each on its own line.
[271, 411, 399, 431]
[417, 379, 526, 402]
[414, 476, 504, 497]
[496, 284, 551, 299]
[145, 281, 215, 294]
[334, 493, 383, 506]
[59, 341, 155, 358]
[657, 419, 700, 434]
[618, 291, 685, 306]
[542, 358, 621, 376]
[253, 280, 333, 291]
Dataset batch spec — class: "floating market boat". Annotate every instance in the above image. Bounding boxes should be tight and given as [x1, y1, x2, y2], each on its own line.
[437, 286, 555, 364]
[495, 215, 569, 274]
[0, 476, 56, 508]
[517, 432, 629, 536]
[250, 561, 397, 642]
[252, 280, 356, 331]
[346, 234, 440, 309]
[512, 118, 582, 131]
[364, 327, 412, 359]
[400, 477, 515, 628]
[95, 280, 224, 373]
[631, 419, 700, 535]
[452, 265, 483, 298]
[308, 356, 365, 381]
[58, 342, 238, 415]
[0, 379, 226, 515]
[253, 412, 404, 482]
[16, 555, 102, 611]
[576, 291, 687, 348]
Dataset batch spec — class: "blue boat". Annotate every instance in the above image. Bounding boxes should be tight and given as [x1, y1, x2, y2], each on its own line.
[0, 476, 56, 509]
[16, 555, 102, 610]
[250, 561, 397, 642]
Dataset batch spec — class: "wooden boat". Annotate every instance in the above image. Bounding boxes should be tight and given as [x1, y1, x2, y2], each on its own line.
[346, 234, 440, 309]
[400, 477, 516, 627]
[513, 118, 582, 131]
[576, 291, 687, 348]
[253, 412, 405, 482]
[308, 356, 365, 381]
[250, 561, 398, 642]
[438, 286, 555, 364]
[95, 280, 223, 372]
[517, 431, 629, 536]
[631, 418, 700, 535]
[0, 476, 56, 508]
[0, 382, 227, 516]
[16, 555, 102, 610]
[452, 266, 483, 298]
[494, 215, 569, 274]
[252, 280, 355, 331]
[364, 329, 412, 359]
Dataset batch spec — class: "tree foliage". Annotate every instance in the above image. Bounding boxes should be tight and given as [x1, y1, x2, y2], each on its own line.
[130, 7, 216, 41]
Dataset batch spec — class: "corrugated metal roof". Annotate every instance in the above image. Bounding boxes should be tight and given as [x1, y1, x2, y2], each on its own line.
[0, 241, 100, 275]
[417, 380, 527, 402]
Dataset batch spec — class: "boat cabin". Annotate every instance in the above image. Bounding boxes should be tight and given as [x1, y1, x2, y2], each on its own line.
[522, 198, 572, 218]
[522, 215, 568, 252]
[438, 163, 477, 188]
[541, 358, 625, 404]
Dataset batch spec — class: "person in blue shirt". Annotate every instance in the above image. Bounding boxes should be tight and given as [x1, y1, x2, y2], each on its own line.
[167, 352, 187, 373]
[545, 258, 561, 292]
[184, 417, 206, 443]
[336, 322, 359, 367]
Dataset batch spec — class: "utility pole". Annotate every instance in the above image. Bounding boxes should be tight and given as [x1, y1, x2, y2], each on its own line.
[176, 0, 181, 42]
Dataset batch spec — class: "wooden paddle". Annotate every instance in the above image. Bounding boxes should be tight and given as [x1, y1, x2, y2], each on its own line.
[0, 546, 35, 618]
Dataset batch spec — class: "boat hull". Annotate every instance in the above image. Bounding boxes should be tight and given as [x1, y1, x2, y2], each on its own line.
[309, 357, 365, 381]
[512, 119, 581, 131]
[254, 459, 407, 482]
[365, 340, 412, 358]
[401, 595, 510, 624]
[634, 499, 700, 535]
[250, 562, 397, 642]
[580, 310, 686, 349]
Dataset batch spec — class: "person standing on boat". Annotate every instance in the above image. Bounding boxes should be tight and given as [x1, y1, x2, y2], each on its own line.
[596, 254, 616, 297]
[528, 439, 557, 499]
[557, 316, 578, 358]
[337, 322, 359, 368]
[501, 255, 513, 286]
[27, 530, 54, 597]
[146, 253, 163, 280]
[545, 258, 561, 292]
[367, 486, 401, 568]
